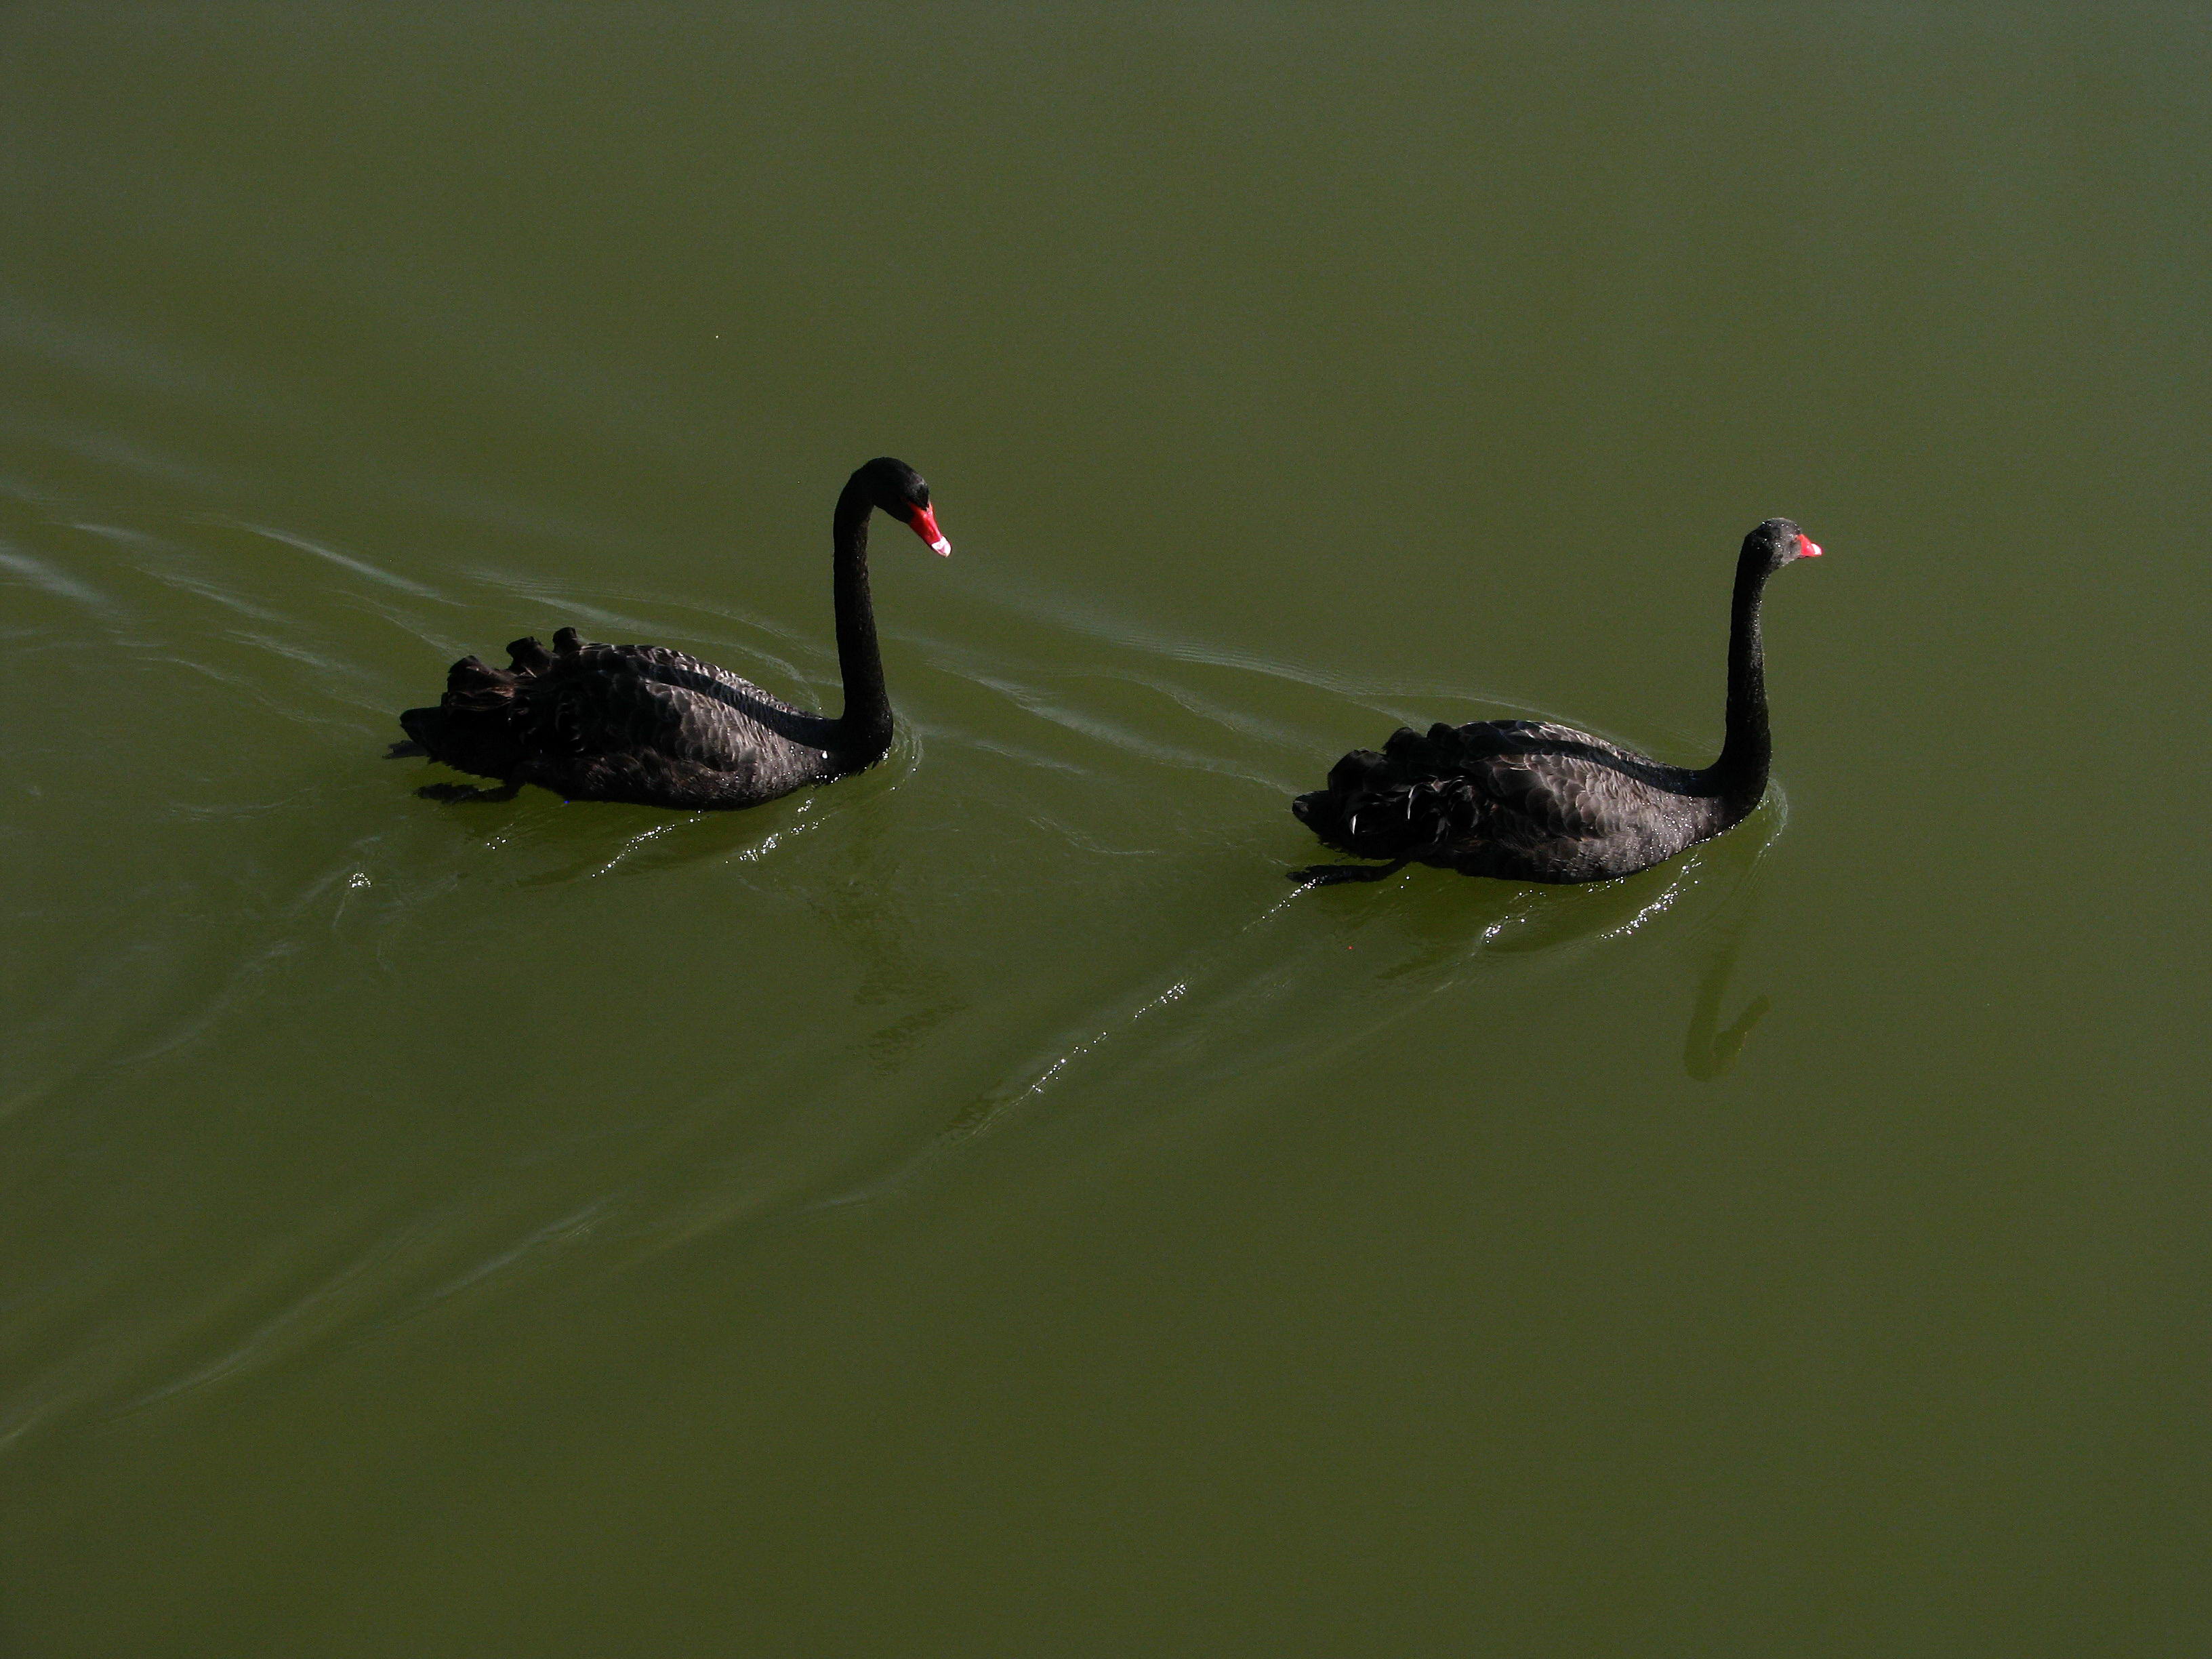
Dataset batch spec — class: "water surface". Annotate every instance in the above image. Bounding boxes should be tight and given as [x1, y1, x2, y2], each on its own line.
[2, 7, 2207, 1655]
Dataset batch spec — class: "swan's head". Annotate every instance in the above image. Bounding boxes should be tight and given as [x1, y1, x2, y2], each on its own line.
[1748, 517, 1822, 573]
[855, 456, 950, 556]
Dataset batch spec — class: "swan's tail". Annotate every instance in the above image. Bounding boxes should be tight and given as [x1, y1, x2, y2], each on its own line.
[397, 634, 561, 781]
[1292, 722, 1481, 863]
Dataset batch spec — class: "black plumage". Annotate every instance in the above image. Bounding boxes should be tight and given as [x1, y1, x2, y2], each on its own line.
[395, 457, 949, 811]
[1291, 518, 1821, 884]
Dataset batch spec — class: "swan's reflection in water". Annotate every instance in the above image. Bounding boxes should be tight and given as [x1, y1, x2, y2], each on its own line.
[788, 783, 968, 1072]
[1681, 892, 1772, 1082]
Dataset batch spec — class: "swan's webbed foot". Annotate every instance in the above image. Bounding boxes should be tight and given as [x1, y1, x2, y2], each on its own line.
[1288, 858, 1410, 886]
[417, 781, 521, 804]
[386, 740, 428, 758]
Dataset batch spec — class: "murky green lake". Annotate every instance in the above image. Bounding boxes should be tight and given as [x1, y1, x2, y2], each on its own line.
[3, 7, 2207, 1654]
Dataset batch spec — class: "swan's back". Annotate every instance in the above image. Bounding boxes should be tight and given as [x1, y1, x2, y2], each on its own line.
[402, 628, 841, 808]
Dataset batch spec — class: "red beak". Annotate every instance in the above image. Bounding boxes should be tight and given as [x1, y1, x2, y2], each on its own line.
[906, 504, 951, 556]
[1798, 533, 1822, 558]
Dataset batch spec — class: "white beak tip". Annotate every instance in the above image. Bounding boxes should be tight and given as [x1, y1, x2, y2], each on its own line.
[929, 537, 951, 556]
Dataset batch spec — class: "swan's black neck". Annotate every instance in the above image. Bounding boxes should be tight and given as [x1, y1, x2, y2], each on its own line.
[1701, 544, 1777, 817]
[830, 477, 893, 763]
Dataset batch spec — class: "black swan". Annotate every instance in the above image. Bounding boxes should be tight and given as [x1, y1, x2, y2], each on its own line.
[1290, 518, 1821, 885]
[393, 456, 949, 809]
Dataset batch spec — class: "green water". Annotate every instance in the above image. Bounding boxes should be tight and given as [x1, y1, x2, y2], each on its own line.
[3, 8, 2207, 1654]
